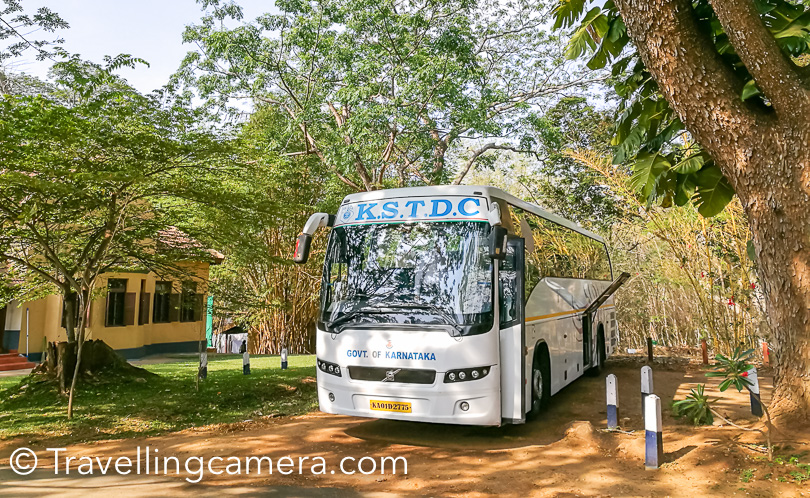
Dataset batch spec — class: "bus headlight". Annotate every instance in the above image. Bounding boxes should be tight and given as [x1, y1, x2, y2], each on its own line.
[317, 359, 342, 377]
[444, 366, 491, 383]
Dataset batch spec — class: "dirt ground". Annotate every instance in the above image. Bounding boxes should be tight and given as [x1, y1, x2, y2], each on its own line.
[2, 356, 809, 497]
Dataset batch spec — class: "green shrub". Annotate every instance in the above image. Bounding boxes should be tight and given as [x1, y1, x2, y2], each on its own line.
[672, 384, 714, 425]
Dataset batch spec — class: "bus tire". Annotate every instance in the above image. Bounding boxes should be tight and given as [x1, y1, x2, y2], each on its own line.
[528, 347, 551, 419]
[586, 326, 606, 376]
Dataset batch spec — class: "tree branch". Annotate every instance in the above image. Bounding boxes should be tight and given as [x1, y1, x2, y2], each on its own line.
[614, 0, 764, 175]
[452, 143, 535, 185]
[710, 0, 810, 117]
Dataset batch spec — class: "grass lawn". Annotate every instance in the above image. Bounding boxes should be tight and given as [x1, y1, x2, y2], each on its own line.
[0, 354, 317, 445]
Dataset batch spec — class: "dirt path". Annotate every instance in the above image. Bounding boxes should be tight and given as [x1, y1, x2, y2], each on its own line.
[2, 361, 808, 497]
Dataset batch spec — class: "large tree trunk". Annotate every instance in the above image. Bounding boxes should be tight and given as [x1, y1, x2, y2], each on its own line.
[745, 136, 810, 420]
[36, 339, 153, 394]
[614, 0, 810, 420]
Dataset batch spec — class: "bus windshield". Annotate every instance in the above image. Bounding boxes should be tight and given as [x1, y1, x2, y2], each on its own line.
[320, 221, 494, 335]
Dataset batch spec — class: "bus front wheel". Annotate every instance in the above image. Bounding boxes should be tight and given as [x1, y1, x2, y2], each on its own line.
[529, 349, 551, 418]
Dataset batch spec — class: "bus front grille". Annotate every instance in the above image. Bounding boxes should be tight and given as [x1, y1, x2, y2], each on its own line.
[348, 366, 436, 384]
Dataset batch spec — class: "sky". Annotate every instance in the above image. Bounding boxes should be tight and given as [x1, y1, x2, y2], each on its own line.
[9, 0, 276, 94]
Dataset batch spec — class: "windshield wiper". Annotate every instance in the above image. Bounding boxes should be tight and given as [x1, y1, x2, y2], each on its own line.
[326, 306, 388, 333]
[386, 302, 464, 337]
[326, 300, 465, 337]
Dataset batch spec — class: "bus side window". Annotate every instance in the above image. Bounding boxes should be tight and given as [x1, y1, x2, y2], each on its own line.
[499, 244, 518, 326]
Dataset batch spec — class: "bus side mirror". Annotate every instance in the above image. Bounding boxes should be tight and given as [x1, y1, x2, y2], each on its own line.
[293, 233, 312, 264]
[489, 226, 507, 260]
[293, 212, 334, 264]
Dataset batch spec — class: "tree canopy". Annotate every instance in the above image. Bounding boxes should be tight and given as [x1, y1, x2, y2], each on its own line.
[0, 0, 67, 63]
[175, 0, 601, 191]
[554, 0, 810, 217]
[0, 60, 235, 342]
[556, 0, 810, 419]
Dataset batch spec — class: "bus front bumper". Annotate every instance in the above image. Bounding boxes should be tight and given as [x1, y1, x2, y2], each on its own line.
[317, 366, 502, 426]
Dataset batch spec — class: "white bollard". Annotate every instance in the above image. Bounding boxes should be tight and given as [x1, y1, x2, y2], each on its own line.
[606, 374, 620, 430]
[242, 352, 251, 375]
[746, 367, 763, 417]
[281, 348, 288, 370]
[198, 352, 208, 380]
[641, 365, 654, 416]
[644, 394, 663, 469]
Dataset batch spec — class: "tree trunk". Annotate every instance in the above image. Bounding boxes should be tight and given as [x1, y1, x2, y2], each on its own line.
[0, 305, 6, 353]
[614, 0, 810, 420]
[54, 341, 76, 394]
[744, 140, 810, 420]
[63, 295, 76, 343]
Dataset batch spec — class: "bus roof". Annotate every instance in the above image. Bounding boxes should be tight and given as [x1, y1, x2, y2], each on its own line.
[340, 185, 605, 243]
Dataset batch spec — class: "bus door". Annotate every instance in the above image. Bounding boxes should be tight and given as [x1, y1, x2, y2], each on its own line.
[498, 236, 526, 424]
[582, 314, 592, 370]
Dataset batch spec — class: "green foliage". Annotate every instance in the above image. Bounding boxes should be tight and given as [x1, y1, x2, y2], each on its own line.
[694, 164, 736, 217]
[0, 0, 69, 63]
[522, 97, 621, 230]
[739, 468, 755, 483]
[553, 0, 810, 217]
[706, 346, 755, 392]
[0, 58, 236, 339]
[767, 450, 810, 484]
[204, 106, 351, 352]
[672, 384, 714, 425]
[176, 0, 581, 190]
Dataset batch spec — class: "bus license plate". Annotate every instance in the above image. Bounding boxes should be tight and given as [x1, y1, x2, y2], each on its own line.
[369, 400, 412, 413]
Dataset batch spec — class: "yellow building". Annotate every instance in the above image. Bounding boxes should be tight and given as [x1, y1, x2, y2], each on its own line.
[3, 259, 221, 362]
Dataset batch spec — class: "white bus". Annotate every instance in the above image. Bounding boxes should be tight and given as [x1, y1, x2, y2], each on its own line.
[294, 186, 628, 426]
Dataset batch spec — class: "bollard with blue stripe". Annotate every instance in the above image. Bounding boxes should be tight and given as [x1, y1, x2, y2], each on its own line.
[606, 374, 620, 430]
[644, 394, 663, 469]
[746, 367, 763, 417]
[198, 352, 208, 380]
[281, 347, 288, 370]
[243, 352, 251, 375]
[641, 365, 654, 416]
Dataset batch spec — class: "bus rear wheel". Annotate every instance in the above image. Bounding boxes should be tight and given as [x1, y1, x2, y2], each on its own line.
[528, 349, 551, 419]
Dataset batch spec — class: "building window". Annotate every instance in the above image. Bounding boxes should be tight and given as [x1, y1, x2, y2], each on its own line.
[153, 281, 172, 323]
[106, 279, 128, 327]
[180, 281, 197, 322]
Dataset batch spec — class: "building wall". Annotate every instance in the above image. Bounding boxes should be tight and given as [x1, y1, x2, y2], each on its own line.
[19, 262, 211, 361]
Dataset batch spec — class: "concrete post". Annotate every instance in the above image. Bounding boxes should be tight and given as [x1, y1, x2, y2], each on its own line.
[644, 394, 663, 469]
[606, 374, 620, 430]
[641, 365, 654, 416]
[243, 352, 251, 375]
[281, 348, 288, 370]
[746, 367, 763, 417]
